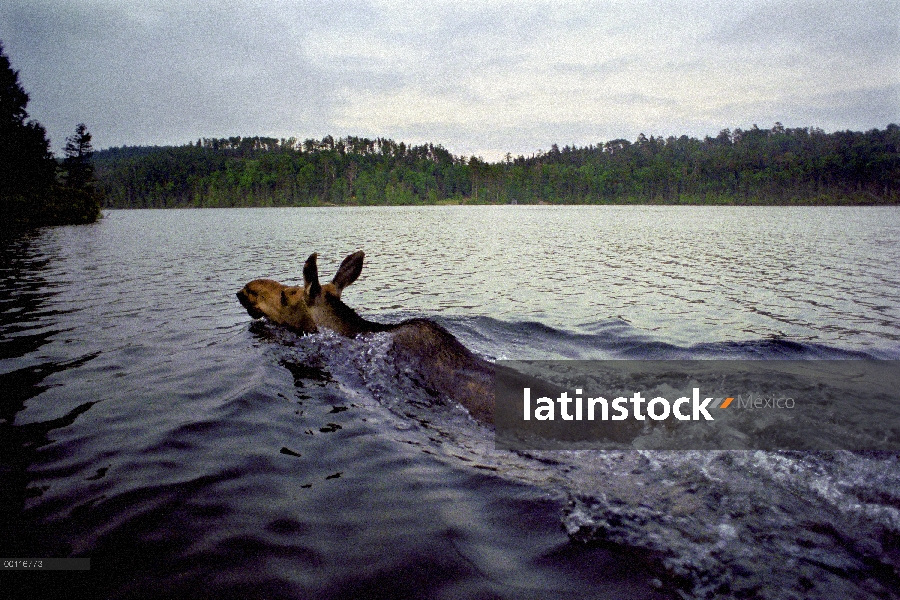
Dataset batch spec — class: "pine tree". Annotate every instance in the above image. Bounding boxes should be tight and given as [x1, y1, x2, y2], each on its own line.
[0, 41, 57, 228]
[52, 122, 102, 225]
[63, 123, 95, 190]
[0, 42, 101, 230]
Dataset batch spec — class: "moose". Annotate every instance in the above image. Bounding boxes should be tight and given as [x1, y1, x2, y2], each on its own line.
[237, 251, 495, 424]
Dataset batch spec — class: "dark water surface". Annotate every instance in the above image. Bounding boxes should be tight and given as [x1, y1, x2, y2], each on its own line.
[2, 206, 900, 599]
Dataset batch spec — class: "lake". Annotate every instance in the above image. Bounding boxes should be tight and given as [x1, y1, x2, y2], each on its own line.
[2, 205, 899, 599]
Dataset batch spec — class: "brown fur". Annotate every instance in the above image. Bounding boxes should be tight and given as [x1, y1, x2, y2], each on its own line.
[236, 279, 318, 333]
[237, 251, 496, 424]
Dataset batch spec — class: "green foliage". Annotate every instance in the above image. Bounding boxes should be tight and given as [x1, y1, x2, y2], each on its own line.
[95, 125, 900, 208]
[63, 123, 95, 188]
[0, 41, 57, 229]
[52, 123, 103, 224]
[0, 43, 102, 231]
[42, 186, 103, 225]
[95, 136, 473, 208]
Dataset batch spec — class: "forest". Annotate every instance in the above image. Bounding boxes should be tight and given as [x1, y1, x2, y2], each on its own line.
[0, 42, 102, 230]
[96, 124, 900, 208]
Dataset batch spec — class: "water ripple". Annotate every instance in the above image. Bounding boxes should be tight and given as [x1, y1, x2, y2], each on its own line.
[2, 206, 899, 599]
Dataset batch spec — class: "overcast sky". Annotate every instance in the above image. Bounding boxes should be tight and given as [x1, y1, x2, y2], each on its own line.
[2, 0, 898, 160]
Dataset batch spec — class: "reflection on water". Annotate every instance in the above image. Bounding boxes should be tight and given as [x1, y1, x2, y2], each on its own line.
[1, 206, 899, 599]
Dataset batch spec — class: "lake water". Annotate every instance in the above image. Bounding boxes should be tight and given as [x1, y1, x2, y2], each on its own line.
[2, 206, 900, 599]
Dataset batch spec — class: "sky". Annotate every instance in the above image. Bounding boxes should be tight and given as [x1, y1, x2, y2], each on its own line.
[2, 0, 898, 161]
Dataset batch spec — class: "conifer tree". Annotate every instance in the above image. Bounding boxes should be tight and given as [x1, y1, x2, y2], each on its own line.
[63, 123, 95, 190]
[0, 42, 101, 229]
[0, 41, 57, 227]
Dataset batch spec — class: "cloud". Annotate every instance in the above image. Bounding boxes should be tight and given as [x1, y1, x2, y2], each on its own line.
[3, 0, 338, 148]
[2, 0, 897, 158]
[711, 0, 899, 59]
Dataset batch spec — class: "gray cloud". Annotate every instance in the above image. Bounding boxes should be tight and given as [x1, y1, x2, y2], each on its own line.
[711, 0, 899, 58]
[4, 1, 337, 148]
[2, 0, 897, 159]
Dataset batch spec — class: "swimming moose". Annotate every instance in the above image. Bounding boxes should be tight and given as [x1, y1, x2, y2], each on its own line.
[237, 251, 495, 424]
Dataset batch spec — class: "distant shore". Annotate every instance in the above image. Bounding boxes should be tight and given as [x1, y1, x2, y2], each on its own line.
[94, 125, 899, 209]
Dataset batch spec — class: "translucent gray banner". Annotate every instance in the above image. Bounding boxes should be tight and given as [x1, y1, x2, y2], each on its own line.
[494, 360, 900, 450]
[2, 558, 90, 570]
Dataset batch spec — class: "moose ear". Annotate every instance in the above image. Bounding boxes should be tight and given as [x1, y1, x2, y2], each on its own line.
[331, 250, 365, 295]
[303, 252, 321, 300]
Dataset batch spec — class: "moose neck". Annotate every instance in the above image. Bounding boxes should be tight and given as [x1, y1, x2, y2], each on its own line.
[323, 294, 395, 336]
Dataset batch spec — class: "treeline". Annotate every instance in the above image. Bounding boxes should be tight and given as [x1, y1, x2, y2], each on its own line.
[96, 136, 471, 207]
[96, 124, 900, 208]
[0, 43, 102, 231]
